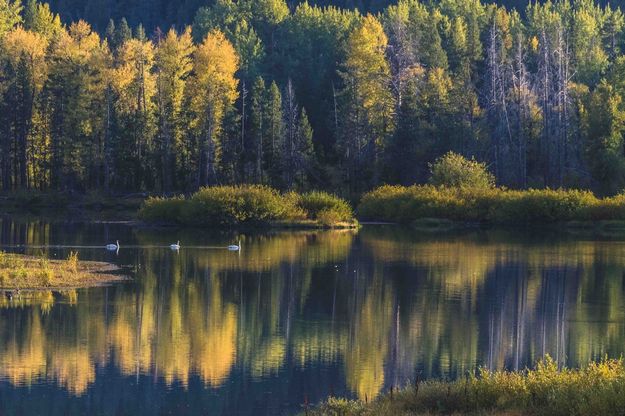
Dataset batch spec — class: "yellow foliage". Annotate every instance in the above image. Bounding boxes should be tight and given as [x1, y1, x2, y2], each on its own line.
[344, 14, 393, 117]
[191, 29, 239, 107]
[530, 35, 539, 52]
[155, 27, 194, 112]
[113, 38, 156, 114]
[186, 29, 239, 166]
[2, 27, 48, 91]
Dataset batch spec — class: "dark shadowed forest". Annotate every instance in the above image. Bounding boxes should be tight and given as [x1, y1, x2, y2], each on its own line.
[46, 0, 541, 32]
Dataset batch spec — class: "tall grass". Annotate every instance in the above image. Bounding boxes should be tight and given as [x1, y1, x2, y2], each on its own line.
[308, 357, 625, 416]
[0, 252, 123, 289]
[138, 185, 355, 227]
[358, 185, 625, 224]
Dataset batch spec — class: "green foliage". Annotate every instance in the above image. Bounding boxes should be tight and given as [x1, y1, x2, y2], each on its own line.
[297, 191, 354, 223]
[138, 185, 354, 227]
[3, 0, 625, 195]
[137, 196, 186, 223]
[583, 79, 625, 194]
[180, 185, 293, 226]
[307, 357, 625, 416]
[0, 0, 21, 37]
[358, 185, 625, 224]
[429, 152, 495, 189]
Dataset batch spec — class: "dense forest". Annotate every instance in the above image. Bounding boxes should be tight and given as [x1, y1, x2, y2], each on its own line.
[44, 0, 538, 32]
[2, 0, 625, 195]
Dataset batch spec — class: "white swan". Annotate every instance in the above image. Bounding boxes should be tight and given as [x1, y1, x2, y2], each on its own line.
[170, 241, 180, 250]
[106, 240, 119, 251]
[228, 240, 241, 251]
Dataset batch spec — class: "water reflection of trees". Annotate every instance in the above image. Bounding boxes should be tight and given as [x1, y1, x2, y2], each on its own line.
[2, 225, 625, 403]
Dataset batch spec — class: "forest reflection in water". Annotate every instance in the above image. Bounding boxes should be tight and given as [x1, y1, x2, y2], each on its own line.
[1, 218, 625, 415]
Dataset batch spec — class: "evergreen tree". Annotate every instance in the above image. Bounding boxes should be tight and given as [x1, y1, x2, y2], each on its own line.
[113, 17, 131, 49]
[246, 76, 266, 183]
[339, 14, 394, 192]
[583, 80, 625, 194]
[265, 80, 284, 187]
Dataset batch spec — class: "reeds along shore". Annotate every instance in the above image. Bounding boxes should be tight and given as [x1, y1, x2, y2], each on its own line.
[305, 357, 625, 416]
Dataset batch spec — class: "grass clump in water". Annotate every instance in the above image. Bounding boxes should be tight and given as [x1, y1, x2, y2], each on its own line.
[306, 357, 625, 416]
[138, 185, 356, 227]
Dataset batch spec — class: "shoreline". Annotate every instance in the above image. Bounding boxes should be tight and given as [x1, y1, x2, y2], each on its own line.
[303, 358, 625, 416]
[134, 219, 360, 230]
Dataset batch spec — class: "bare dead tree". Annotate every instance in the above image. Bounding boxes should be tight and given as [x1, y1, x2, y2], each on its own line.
[485, 18, 513, 184]
[385, 10, 419, 113]
[510, 31, 533, 188]
[283, 79, 298, 189]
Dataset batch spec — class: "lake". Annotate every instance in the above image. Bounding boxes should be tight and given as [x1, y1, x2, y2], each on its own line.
[1, 217, 625, 415]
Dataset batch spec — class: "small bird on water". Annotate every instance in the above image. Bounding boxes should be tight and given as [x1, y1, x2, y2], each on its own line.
[228, 240, 241, 251]
[106, 240, 119, 251]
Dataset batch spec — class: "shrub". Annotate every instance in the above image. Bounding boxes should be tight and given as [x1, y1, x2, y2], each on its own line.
[358, 185, 625, 225]
[180, 185, 294, 226]
[298, 191, 353, 222]
[138, 196, 186, 223]
[429, 152, 495, 189]
[139, 185, 354, 227]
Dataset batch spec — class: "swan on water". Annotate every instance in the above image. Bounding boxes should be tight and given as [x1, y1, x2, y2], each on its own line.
[170, 241, 181, 250]
[106, 240, 119, 251]
[228, 240, 241, 251]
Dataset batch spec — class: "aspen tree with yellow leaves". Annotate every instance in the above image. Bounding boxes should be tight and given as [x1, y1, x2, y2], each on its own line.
[339, 14, 394, 192]
[186, 30, 239, 187]
[154, 27, 194, 192]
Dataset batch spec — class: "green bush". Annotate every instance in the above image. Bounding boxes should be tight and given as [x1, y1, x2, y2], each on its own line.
[139, 185, 354, 227]
[138, 196, 186, 223]
[179, 185, 295, 226]
[429, 152, 495, 189]
[298, 191, 353, 222]
[358, 185, 625, 224]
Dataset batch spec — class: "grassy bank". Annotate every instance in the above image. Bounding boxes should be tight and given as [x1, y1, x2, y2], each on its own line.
[305, 358, 625, 416]
[138, 185, 356, 228]
[0, 252, 126, 290]
[358, 185, 625, 226]
[0, 190, 144, 220]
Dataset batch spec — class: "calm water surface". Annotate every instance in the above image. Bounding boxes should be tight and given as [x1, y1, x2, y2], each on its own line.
[1, 218, 625, 415]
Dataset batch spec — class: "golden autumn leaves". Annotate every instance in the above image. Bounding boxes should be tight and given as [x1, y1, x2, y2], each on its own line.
[0, 14, 240, 189]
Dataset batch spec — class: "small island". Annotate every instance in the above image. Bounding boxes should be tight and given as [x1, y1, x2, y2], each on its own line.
[0, 251, 127, 291]
[138, 185, 358, 229]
